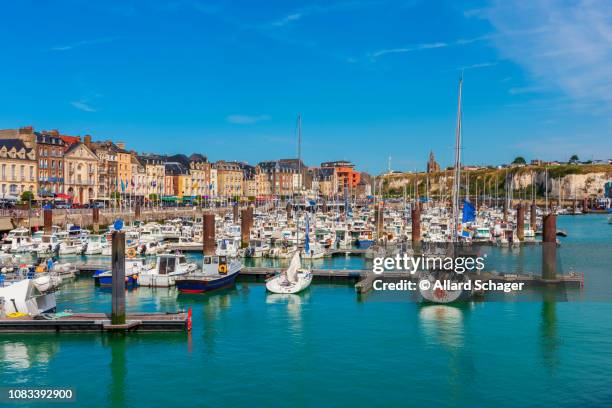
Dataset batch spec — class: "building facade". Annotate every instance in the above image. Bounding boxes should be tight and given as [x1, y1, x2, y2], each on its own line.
[36, 131, 65, 197]
[0, 139, 37, 199]
[64, 143, 99, 204]
[215, 161, 243, 197]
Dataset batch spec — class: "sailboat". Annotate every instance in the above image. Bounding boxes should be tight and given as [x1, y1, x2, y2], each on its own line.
[420, 75, 473, 304]
[266, 114, 313, 294]
[266, 251, 312, 294]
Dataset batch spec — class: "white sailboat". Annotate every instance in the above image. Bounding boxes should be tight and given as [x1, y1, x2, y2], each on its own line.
[420, 76, 473, 304]
[266, 251, 312, 294]
[266, 114, 312, 294]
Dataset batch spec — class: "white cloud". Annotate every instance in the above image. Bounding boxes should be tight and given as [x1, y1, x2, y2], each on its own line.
[226, 114, 271, 124]
[71, 100, 97, 112]
[484, 0, 612, 112]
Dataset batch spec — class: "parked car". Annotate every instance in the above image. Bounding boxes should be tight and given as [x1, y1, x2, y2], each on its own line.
[54, 200, 71, 209]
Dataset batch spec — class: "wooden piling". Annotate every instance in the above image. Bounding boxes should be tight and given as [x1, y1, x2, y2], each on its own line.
[582, 197, 589, 214]
[135, 204, 141, 220]
[241, 209, 250, 248]
[111, 231, 126, 325]
[92, 207, 100, 234]
[411, 202, 421, 251]
[530, 202, 537, 230]
[43, 209, 53, 235]
[286, 203, 292, 220]
[203, 212, 215, 256]
[542, 214, 557, 280]
[516, 204, 525, 241]
[233, 204, 239, 223]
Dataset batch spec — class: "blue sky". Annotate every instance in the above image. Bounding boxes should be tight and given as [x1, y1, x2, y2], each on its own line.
[1, 0, 611, 174]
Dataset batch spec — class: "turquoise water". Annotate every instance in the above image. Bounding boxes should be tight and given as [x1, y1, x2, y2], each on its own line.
[1, 215, 611, 407]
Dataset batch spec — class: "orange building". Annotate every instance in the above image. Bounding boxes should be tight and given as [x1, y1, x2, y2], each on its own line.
[321, 161, 360, 194]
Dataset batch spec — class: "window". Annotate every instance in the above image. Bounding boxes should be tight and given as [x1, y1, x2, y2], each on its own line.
[1, 164, 4, 181]
[11, 165, 15, 179]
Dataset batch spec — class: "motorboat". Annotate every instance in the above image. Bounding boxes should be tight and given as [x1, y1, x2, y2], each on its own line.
[95, 259, 147, 287]
[175, 255, 242, 293]
[0, 279, 56, 317]
[138, 253, 198, 287]
[266, 252, 312, 294]
[58, 238, 84, 255]
[83, 235, 108, 255]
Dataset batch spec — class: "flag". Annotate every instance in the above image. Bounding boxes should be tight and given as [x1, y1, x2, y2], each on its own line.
[120, 179, 125, 192]
[462, 199, 476, 223]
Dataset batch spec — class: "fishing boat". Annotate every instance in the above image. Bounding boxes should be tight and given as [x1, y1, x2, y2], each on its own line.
[266, 252, 312, 294]
[138, 253, 197, 287]
[175, 255, 242, 293]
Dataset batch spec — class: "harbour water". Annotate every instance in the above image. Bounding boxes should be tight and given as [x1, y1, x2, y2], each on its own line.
[1, 215, 611, 407]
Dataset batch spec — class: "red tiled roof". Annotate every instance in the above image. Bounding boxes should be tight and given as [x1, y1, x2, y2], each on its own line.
[60, 135, 80, 145]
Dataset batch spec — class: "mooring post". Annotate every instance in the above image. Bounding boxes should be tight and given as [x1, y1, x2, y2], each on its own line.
[530, 202, 537, 231]
[203, 212, 215, 256]
[542, 213, 557, 280]
[43, 209, 53, 235]
[411, 202, 421, 253]
[233, 204, 239, 223]
[135, 204, 141, 221]
[92, 207, 100, 234]
[111, 231, 126, 325]
[516, 203, 525, 241]
[241, 209, 250, 248]
[582, 197, 589, 214]
[248, 205, 254, 229]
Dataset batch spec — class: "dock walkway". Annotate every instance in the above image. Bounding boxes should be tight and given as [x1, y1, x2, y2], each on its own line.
[0, 312, 188, 333]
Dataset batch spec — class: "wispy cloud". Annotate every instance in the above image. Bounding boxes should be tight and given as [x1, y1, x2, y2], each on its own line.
[272, 13, 303, 27]
[370, 35, 490, 59]
[458, 61, 498, 71]
[483, 0, 612, 112]
[71, 100, 97, 112]
[51, 37, 119, 51]
[226, 114, 271, 124]
[269, 1, 384, 28]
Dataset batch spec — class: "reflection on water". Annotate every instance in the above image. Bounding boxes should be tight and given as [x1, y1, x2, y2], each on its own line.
[419, 304, 467, 349]
[0, 340, 60, 370]
[266, 291, 311, 335]
[541, 290, 559, 373]
[106, 336, 126, 408]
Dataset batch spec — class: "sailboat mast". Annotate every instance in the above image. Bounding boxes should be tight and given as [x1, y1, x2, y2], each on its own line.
[452, 76, 463, 242]
[296, 114, 301, 249]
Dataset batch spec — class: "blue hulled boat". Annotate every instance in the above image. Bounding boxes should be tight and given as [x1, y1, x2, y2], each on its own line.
[175, 255, 242, 294]
[94, 259, 147, 287]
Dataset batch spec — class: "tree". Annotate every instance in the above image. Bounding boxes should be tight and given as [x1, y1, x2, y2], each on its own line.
[569, 154, 579, 163]
[21, 191, 34, 202]
[512, 156, 526, 165]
